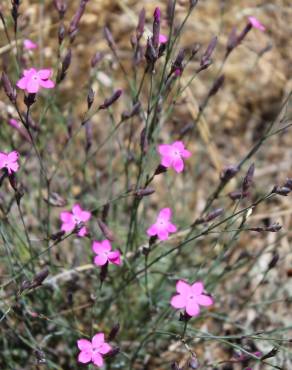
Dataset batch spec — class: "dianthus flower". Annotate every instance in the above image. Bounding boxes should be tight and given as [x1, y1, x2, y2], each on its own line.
[77, 333, 112, 367]
[147, 208, 177, 241]
[16, 68, 55, 93]
[171, 280, 213, 316]
[60, 204, 91, 237]
[158, 141, 191, 173]
[0, 151, 19, 174]
[92, 239, 121, 266]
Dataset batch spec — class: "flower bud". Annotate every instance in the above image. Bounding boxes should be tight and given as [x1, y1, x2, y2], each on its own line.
[99, 89, 123, 110]
[200, 36, 217, 68]
[136, 8, 145, 40]
[108, 323, 120, 341]
[1, 72, 16, 103]
[87, 87, 95, 110]
[220, 165, 239, 183]
[207, 74, 225, 98]
[97, 219, 115, 241]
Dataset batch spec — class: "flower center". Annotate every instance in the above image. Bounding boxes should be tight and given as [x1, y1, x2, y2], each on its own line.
[173, 150, 181, 158]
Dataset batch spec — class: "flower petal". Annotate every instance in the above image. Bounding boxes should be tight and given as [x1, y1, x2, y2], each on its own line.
[147, 223, 158, 237]
[158, 208, 171, 220]
[77, 339, 92, 351]
[191, 281, 204, 295]
[38, 69, 52, 79]
[7, 151, 19, 162]
[173, 158, 184, 173]
[77, 226, 87, 237]
[7, 162, 19, 173]
[108, 250, 121, 265]
[94, 254, 108, 266]
[161, 155, 172, 168]
[170, 294, 186, 309]
[61, 222, 75, 233]
[92, 352, 104, 367]
[186, 301, 200, 316]
[172, 141, 185, 151]
[39, 79, 55, 89]
[92, 333, 105, 347]
[99, 343, 112, 355]
[176, 280, 191, 295]
[80, 210, 91, 222]
[167, 222, 177, 233]
[101, 239, 112, 251]
[60, 211, 73, 223]
[159, 33, 168, 44]
[182, 149, 191, 158]
[157, 229, 169, 240]
[197, 294, 213, 307]
[16, 77, 28, 90]
[26, 78, 40, 93]
[158, 144, 172, 156]
[78, 350, 92, 364]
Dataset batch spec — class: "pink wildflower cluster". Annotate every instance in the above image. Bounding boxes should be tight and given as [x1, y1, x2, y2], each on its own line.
[17, 68, 55, 94]
[77, 333, 112, 367]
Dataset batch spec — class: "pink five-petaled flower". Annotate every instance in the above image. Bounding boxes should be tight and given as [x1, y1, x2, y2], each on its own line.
[170, 280, 213, 317]
[0, 151, 19, 175]
[16, 68, 55, 94]
[147, 208, 177, 241]
[248, 16, 266, 31]
[77, 332, 112, 367]
[23, 39, 38, 50]
[158, 141, 191, 173]
[92, 239, 121, 266]
[60, 204, 91, 237]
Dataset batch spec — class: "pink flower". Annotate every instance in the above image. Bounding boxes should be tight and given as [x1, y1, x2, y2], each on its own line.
[92, 239, 121, 266]
[23, 39, 38, 50]
[158, 141, 191, 173]
[147, 208, 177, 241]
[60, 204, 91, 237]
[0, 151, 20, 174]
[248, 16, 266, 31]
[170, 280, 213, 317]
[77, 332, 112, 367]
[159, 33, 168, 44]
[16, 68, 55, 94]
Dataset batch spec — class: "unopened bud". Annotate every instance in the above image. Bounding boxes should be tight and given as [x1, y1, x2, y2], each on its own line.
[99, 89, 123, 110]
[242, 163, 255, 192]
[1, 72, 16, 103]
[121, 102, 140, 121]
[272, 185, 291, 196]
[208, 74, 225, 98]
[136, 8, 145, 40]
[87, 87, 95, 110]
[220, 165, 239, 183]
[108, 323, 120, 341]
[135, 188, 155, 197]
[97, 219, 115, 241]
